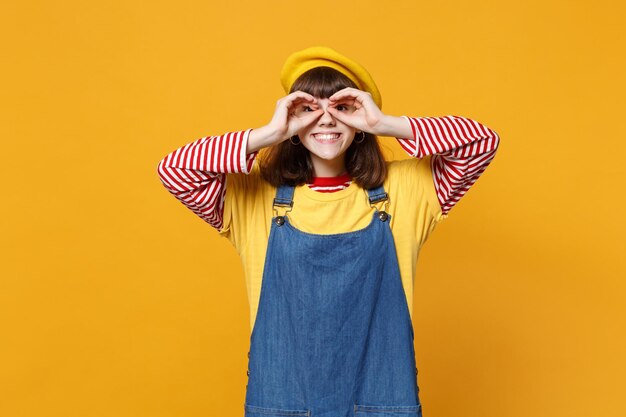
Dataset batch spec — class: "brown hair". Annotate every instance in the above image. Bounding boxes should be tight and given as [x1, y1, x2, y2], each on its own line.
[258, 66, 387, 189]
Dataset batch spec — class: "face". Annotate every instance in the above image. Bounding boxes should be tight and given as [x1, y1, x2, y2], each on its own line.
[294, 97, 358, 171]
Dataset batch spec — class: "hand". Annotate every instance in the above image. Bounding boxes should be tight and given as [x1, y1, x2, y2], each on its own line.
[267, 91, 324, 144]
[248, 92, 325, 153]
[326, 87, 386, 135]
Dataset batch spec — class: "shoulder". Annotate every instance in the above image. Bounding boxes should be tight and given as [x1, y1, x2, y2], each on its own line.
[385, 156, 431, 187]
[220, 161, 276, 243]
[384, 156, 446, 223]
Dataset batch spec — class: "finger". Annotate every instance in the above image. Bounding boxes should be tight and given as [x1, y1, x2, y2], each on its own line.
[291, 108, 322, 126]
[330, 91, 371, 108]
[328, 108, 362, 130]
[294, 95, 318, 106]
[329, 87, 362, 102]
[281, 93, 317, 111]
[330, 96, 364, 111]
[329, 98, 357, 108]
[328, 87, 357, 98]
[288, 91, 317, 104]
[291, 90, 316, 99]
[288, 95, 320, 113]
[326, 107, 350, 124]
[299, 109, 324, 125]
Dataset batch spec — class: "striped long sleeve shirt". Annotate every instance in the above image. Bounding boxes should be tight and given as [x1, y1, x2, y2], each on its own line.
[156, 115, 500, 231]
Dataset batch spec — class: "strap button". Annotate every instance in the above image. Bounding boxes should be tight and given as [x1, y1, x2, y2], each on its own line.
[275, 216, 285, 226]
[378, 211, 389, 222]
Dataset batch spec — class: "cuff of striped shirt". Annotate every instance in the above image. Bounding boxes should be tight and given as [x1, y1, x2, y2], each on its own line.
[396, 115, 421, 158]
[240, 128, 259, 174]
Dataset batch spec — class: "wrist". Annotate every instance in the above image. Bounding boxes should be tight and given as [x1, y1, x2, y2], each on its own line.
[248, 124, 281, 153]
[374, 115, 414, 139]
[372, 114, 396, 137]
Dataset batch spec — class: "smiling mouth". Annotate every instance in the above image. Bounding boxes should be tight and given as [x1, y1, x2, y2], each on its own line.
[312, 133, 341, 143]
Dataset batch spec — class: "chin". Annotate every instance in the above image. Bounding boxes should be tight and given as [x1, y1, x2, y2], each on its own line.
[312, 150, 344, 160]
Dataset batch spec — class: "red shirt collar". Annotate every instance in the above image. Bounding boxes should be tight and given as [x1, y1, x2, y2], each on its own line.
[308, 173, 352, 187]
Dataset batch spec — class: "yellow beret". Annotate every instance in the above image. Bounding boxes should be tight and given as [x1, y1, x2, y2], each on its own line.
[280, 46, 382, 109]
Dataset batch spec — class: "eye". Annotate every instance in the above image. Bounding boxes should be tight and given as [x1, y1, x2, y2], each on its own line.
[332, 104, 353, 112]
[302, 105, 313, 112]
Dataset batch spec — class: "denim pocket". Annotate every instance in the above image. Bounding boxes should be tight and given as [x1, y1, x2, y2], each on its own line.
[354, 403, 422, 416]
[244, 403, 310, 416]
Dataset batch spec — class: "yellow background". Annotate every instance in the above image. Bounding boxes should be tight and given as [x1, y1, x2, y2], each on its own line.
[1, 1, 624, 416]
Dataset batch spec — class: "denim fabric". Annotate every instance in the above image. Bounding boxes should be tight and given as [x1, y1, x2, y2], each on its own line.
[244, 184, 422, 417]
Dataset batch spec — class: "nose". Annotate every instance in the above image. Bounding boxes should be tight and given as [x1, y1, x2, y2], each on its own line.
[318, 104, 335, 126]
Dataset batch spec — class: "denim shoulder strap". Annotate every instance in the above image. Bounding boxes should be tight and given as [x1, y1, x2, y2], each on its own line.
[273, 184, 296, 210]
[366, 184, 388, 205]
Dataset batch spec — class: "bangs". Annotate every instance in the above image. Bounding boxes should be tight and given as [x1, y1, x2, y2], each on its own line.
[289, 66, 358, 98]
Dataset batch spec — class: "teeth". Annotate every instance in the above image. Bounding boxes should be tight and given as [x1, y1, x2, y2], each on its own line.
[313, 133, 340, 140]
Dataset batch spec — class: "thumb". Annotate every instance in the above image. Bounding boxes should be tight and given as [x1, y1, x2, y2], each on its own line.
[326, 107, 347, 123]
[327, 107, 358, 128]
[299, 109, 324, 126]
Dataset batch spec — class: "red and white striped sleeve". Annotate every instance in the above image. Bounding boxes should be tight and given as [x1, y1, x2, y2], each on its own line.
[156, 128, 258, 231]
[396, 115, 500, 215]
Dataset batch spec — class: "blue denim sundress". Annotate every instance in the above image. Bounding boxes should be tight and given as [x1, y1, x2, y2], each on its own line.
[243, 183, 422, 417]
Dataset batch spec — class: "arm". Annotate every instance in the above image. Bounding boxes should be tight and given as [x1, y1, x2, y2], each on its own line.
[156, 129, 259, 231]
[156, 92, 324, 232]
[381, 114, 500, 215]
[324, 88, 500, 216]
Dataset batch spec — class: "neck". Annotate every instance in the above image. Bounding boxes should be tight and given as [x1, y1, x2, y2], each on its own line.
[310, 155, 347, 177]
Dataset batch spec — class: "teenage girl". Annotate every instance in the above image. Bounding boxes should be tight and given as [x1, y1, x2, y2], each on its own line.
[157, 46, 500, 417]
